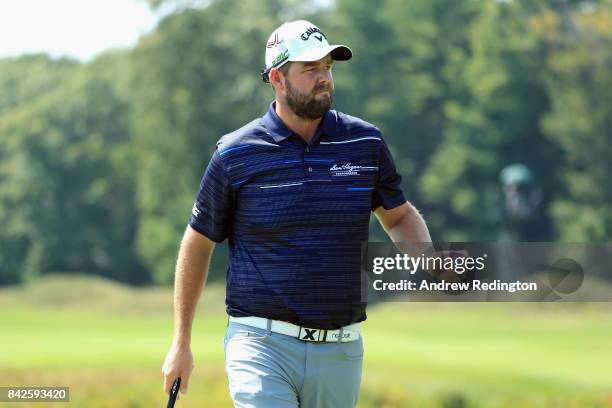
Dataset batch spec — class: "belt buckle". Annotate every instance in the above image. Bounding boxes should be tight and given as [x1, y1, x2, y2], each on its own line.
[298, 327, 327, 342]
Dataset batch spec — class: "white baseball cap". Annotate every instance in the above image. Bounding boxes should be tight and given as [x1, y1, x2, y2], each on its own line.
[261, 20, 352, 82]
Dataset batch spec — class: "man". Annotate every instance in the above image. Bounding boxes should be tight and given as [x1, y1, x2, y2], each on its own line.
[162, 20, 434, 407]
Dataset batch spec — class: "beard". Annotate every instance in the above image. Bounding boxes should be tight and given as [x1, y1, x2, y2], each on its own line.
[284, 79, 334, 120]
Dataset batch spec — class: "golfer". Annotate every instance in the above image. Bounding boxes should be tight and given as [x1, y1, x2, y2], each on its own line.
[162, 20, 434, 407]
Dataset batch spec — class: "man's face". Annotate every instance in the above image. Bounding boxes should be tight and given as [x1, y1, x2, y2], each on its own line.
[281, 55, 334, 120]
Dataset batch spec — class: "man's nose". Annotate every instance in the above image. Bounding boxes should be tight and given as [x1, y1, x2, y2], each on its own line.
[317, 69, 332, 83]
[316, 69, 332, 86]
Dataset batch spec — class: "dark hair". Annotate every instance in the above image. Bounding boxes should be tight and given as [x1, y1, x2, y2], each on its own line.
[269, 62, 291, 90]
[278, 62, 291, 76]
[262, 62, 292, 84]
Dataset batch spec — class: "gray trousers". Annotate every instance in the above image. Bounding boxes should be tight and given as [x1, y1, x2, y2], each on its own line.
[224, 321, 363, 408]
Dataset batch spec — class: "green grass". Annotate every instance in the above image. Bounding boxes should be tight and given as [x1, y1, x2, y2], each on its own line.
[0, 275, 611, 407]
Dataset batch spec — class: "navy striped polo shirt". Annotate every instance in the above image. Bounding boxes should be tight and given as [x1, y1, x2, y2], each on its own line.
[189, 102, 406, 329]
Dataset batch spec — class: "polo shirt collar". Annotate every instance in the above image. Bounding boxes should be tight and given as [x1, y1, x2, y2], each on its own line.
[262, 101, 338, 144]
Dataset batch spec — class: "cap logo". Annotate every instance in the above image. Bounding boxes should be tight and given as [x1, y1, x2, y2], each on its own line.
[266, 32, 283, 48]
[271, 49, 289, 67]
[301, 27, 327, 42]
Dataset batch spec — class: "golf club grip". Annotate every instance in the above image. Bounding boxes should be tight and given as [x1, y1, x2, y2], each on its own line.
[166, 377, 181, 408]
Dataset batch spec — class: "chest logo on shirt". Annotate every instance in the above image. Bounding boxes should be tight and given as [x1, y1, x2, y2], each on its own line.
[330, 163, 378, 177]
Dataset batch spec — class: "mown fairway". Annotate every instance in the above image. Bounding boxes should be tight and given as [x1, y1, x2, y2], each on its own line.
[1, 275, 611, 407]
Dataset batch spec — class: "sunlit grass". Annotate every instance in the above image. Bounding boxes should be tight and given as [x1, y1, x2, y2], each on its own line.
[1, 275, 611, 407]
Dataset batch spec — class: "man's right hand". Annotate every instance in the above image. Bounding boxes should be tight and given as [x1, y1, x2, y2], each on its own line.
[162, 343, 194, 396]
[423, 249, 470, 282]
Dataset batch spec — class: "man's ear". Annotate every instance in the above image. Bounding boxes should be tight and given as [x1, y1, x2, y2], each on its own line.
[269, 68, 285, 91]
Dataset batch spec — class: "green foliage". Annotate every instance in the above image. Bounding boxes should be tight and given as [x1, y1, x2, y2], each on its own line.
[0, 55, 147, 284]
[535, 5, 612, 240]
[419, 0, 562, 241]
[0, 55, 80, 115]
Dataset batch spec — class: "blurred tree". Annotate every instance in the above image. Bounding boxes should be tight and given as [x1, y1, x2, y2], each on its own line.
[0, 55, 79, 116]
[0, 55, 147, 285]
[329, 0, 483, 240]
[0, 55, 79, 284]
[419, 0, 562, 241]
[535, 1, 612, 240]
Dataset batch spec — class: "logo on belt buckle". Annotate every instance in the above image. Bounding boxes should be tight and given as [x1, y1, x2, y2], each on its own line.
[329, 331, 351, 340]
[299, 328, 324, 342]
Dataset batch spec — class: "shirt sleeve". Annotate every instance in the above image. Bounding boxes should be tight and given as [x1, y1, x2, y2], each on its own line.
[371, 137, 407, 211]
[188, 148, 233, 242]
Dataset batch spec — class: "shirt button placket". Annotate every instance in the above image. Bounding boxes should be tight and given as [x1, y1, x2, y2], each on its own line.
[305, 145, 311, 177]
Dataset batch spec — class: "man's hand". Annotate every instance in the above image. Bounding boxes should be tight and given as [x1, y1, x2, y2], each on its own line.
[423, 249, 469, 282]
[162, 343, 194, 396]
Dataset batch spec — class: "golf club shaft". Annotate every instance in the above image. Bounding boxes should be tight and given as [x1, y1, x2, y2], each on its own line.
[166, 377, 181, 408]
